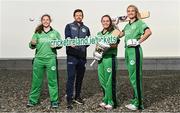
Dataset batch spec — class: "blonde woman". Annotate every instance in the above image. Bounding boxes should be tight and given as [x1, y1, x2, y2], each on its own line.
[119, 5, 152, 110]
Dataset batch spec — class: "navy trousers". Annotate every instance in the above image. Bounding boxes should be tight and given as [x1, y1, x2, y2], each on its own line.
[66, 55, 86, 102]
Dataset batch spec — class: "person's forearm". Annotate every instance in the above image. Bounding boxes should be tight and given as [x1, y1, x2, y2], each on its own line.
[55, 46, 62, 49]
[119, 31, 124, 38]
[112, 29, 124, 38]
[139, 29, 152, 43]
[29, 42, 36, 49]
[110, 44, 118, 48]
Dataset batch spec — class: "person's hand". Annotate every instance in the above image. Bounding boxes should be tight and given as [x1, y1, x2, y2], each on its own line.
[127, 39, 140, 47]
[71, 45, 76, 48]
[31, 39, 37, 45]
[50, 45, 57, 48]
[112, 29, 121, 37]
[93, 51, 102, 61]
[132, 40, 140, 47]
[51, 45, 63, 49]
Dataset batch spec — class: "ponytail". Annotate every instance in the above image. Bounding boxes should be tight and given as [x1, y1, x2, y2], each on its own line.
[35, 24, 43, 34]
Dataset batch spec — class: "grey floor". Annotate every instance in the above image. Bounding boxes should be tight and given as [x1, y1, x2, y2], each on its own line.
[0, 69, 180, 112]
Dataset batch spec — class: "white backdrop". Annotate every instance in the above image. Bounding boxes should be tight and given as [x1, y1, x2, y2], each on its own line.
[0, 0, 180, 58]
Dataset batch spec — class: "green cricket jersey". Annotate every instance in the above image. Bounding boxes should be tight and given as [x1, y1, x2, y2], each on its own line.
[29, 28, 61, 58]
[123, 19, 148, 47]
[97, 31, 119, 56]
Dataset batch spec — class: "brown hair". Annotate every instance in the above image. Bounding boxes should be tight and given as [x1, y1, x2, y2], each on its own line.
[73, 9, 84, 17]
[101, 15, 114, 33]
[127, 5, 141, 19]
[35, 14, 52, 34]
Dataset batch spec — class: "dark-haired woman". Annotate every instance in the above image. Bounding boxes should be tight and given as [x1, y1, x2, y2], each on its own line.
[27, 14, 62, 108]
[97, 15, 122, 110]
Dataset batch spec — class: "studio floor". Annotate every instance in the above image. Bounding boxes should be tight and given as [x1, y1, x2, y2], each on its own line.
[0, 70, 180, 112]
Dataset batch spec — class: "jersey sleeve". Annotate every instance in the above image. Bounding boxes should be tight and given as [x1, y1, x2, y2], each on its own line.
[96, 32, 101, 37]
[55, 31, 62, 49]
[87, 28, 90, 37]
[65, 24, 71, 39]
[140, 20, 149, 35]
[29, 33, 38, 49]
[122, 24, 127, 33]
[56, 31, 62, 40]
[85, 28, 91, 48]
[32, 33, 38, 40]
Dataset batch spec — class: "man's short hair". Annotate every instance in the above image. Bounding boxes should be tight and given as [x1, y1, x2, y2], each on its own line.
[73, 9, 84, 17]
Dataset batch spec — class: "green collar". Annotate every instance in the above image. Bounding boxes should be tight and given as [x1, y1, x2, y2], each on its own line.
[129, 18, 139, 25]
[43, 27, 53, 34]
[101, 30, 109, 35]
[101, 27, 114, 35]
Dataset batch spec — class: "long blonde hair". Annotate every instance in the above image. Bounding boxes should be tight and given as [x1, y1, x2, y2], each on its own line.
[127, 5, 141, 19]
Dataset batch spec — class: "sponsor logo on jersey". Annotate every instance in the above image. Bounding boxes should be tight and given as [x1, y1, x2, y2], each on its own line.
[71, 27, 77, 31]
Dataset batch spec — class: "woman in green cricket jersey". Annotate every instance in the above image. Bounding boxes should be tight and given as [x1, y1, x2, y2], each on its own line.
[27, 14, 62, 108]
[97, 15, 121, 110]
[119, 5, 152, 110]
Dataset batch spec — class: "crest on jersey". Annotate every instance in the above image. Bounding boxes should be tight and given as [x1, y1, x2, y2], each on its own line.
[51, 66, 56, 70]
[130, 60, 135, 65]
[131, 24, 136, 29]
[82, 28, 86, 33]
[107, 68, 112, 73]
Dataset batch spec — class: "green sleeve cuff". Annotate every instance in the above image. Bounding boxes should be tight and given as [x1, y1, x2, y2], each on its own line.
[29, 42, 36, 49]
